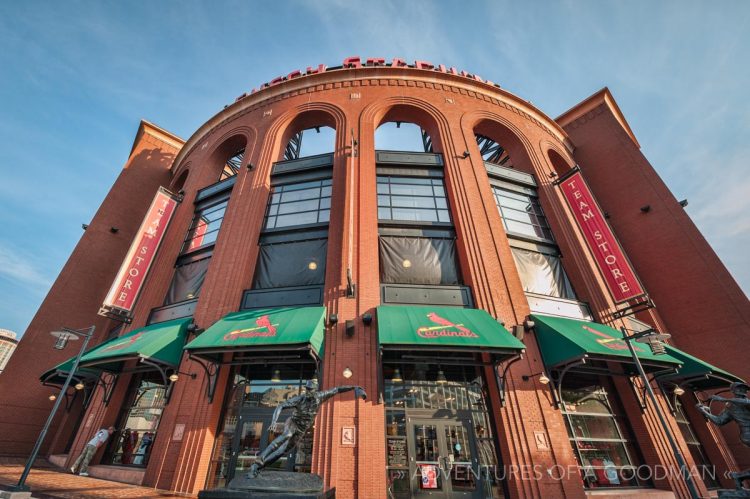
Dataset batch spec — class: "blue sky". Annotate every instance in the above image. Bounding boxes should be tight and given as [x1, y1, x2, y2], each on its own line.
[0, 1, 748, 337]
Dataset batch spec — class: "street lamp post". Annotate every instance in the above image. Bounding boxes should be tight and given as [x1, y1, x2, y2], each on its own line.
[9, 326, 94, 493]
[620, 326, 700, 499]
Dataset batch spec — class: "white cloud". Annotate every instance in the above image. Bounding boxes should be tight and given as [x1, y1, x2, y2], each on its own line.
[0, 244, 53, 290]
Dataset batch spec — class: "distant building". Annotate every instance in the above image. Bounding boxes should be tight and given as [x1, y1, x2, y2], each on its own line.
[0, 329, 18, 373]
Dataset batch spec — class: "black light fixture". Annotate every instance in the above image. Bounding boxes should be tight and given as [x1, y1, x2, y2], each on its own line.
[462, 150, 470, 158]
[329, 313, 338, 325]
[345, 320, 355, 337]
[110, 227, 119, 233]
[640, 205, 651, 213]
[548, 171, 558, 178]
[81, 223, 88, 230]
[362, 312, 373, 325]
[396, 121, 401, 128]
[247, 163, 254, 170]
[679, 199, 688, 208]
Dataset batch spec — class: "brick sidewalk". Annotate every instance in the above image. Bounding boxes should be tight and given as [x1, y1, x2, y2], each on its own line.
[0, 459, 194, 499]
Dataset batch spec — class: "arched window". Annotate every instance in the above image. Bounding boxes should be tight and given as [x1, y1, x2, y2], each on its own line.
[245, 119, 336, 309]
[375, 121, 432, 152]
[474, 128, 578, 304]
[219, 147, 245, 181]
[283, 126, 335, 160]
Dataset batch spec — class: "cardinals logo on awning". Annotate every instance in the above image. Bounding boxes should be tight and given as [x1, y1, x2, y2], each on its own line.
[416, 312, 478, 339]
[223, 315, 279, 341]
[582, 325, 643, 352]
[102, 332, 143, 352]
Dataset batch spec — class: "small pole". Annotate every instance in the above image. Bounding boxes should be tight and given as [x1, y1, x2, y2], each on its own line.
[621, 327, 700, 499]
[11, 326, 94, 492]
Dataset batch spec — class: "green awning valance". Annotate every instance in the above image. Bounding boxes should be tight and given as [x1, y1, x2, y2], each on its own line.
[377, 306, 525, 357]
[40, 356, 102, 387]
[184, 307, 326, 363]
[77, 318, 192, 373]
[531, 314, 682, 373]
[657, 345, 744, 391]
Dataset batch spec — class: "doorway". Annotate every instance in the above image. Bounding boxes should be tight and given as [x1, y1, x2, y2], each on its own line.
[408, 418, 479, 498]
[384, 362, 504, 498]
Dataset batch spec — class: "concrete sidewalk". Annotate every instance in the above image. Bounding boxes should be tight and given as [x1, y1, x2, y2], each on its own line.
[0, 459, 193, 499]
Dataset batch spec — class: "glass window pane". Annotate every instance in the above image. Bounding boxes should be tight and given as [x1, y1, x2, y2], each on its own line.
[265, 216, 276, 229]
[378, 207, 392, 220]
[318, 210, 330, 223]
[268, 204, 278, 216]
[390, 184, 434, 197]
[321, 186, 332, 197]
[437, 210, 451, 223]
[277, 199, 320, 215]
[391, 196, 436, 209]
[392, 208, 439, 222]
[378, 195, 391, 207]
[435, 198, 447, 209]
[319, 197, 331, 210]
[377, 183, 389, 194]
[432, 185, 446, 197]
[283, 180, 321, 191]
[275, 211, 319, 227]
[280, 188, 320, 202]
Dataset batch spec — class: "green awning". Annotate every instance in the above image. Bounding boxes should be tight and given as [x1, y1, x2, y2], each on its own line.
[531, 314, 682, 373]
[377, 306, 525, 357]
[657, 345, 744, 391]
[184, 307, 326, 363]
[77, 318, 192, 373]
[40, 356, 102, 387]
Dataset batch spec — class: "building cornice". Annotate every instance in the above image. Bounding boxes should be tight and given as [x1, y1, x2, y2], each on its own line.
[171, 66, 572, 172]
[555, 87, 640, 149]
[129, 119, 185, 158]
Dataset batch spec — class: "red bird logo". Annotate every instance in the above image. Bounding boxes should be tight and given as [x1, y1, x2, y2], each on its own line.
[417, 312, 478, 338]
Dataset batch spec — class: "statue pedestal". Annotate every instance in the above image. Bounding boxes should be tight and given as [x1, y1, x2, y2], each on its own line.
[718, 490, 750, 498]
[198, 471, 334, 498]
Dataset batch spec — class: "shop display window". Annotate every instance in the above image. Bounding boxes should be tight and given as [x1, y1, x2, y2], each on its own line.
[561, 373, 650, 489]
[104, 372, 165, 467]
[205, 364, 317, 490]
[674, 399, 720, 489]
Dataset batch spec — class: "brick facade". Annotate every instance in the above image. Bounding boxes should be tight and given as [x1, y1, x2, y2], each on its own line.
[1, 66, 747, 499]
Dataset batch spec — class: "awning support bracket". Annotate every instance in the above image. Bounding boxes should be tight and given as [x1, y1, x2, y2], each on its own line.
[100, 372, 118, 407]
[190, 355, 221, 403]
[496, 354, 523, 407]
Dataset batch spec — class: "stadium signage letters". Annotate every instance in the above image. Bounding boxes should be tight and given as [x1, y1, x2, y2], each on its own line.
[234, 56, 499, 102]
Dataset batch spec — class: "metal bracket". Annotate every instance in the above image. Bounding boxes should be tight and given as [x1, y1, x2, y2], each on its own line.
[101, 372, 119, 406]
[190, 355, 221, 403]
[495, 355, 523, 407]
[613, 296, 655, 319]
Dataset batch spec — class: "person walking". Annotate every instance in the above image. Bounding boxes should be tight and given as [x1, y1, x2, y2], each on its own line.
[70, 426, 115, 476]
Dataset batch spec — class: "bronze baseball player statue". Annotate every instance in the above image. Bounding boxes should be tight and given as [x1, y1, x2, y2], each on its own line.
[248, 380, 366, 478]
[697, 381, 750, 495]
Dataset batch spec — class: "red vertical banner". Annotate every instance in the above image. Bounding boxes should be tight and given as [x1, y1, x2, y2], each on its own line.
[558, 171, 645, 303]
[100, 187, 180, 319]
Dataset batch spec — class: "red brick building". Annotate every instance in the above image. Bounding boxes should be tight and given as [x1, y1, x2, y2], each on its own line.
[1, 59, 748, 499]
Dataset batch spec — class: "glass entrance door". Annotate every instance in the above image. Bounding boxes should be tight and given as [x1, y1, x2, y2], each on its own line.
[407, 418, 479, 498]
[228, 410, 273, 479]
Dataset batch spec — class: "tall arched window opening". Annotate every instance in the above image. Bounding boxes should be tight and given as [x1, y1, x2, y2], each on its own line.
[244, 120, 336, 309]
[474, 129, 582, 315]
